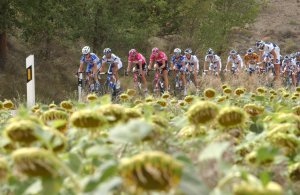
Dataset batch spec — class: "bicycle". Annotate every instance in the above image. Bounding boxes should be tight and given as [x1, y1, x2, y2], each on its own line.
[76, 71, 101, 101]
[173, 69, 185, 98]
[132, 67, 147, 96]
[151, 68, 166, 97]
[97, 71, 121, 101]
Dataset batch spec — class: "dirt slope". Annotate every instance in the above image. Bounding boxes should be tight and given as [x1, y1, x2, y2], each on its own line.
[231, 0, 300, 54]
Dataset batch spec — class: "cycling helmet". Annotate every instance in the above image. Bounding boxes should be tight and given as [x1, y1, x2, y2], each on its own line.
[82, 46, 90, 55]
[184, 48, 192, 54]
[152, 47, 159, 54]
[103, 48, 112, 54]
[129, 49, 137, 57]
[174, 48, 181, 55]
[284, 55, 290, 60]
[247, 48, 254, 54]
[206, 48, 214, 56]
[255, 40, 265, 50]
[230, 49, 237, 55]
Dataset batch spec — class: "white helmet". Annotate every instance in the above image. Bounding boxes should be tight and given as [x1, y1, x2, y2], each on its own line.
[174, 48, 181, 54]
[103, 48, 112, 54]
[82, 46, 90, 55]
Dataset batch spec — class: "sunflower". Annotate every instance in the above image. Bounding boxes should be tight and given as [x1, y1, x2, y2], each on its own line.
[204, 88, 216, 98]
[217, 106, 247, 128]
[186, 101, 219, 125]
[70, 109, 106, 129]
[119, 151, 182, 192]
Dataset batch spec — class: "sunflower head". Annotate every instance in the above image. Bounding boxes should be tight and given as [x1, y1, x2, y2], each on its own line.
[86, 93, 97, 101]
[41, 109, 68, 124]
[234, 88, 245, 96]
[12, 148, 60, 177]
[70, 109, 107, 129]
[217, 106, 247, 128]
[145, 96, 154, 103]
[4, 120, 40, 144]
[184, 95, 194, 103]
[204, 88, 216, 98]
[162, 92, 170, 99]
[156, 99, 167, 107]
[134, 99, 143, 105]
[186, 101, 219, 125]
[60, 101, 73, 110]
[125, 108, 142, 122]
[127, 89, 136, 97]
[3, 100, 14, 109]
[177, 125, 206, 138]
[256, 87, 266, 94]
[120, 93, 130, 100]
[221, 84, 228, 90]
[48, 103, 57, 109]
[119, 151, 182, 192]
[243, 104, 264, 117]
[97, 104, 127, 125]
[223, 87, 232, 94]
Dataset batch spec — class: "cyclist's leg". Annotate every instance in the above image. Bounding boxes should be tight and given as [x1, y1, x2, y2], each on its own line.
[193, 66, 198, 88]
[292, 72, 297, 86]
[140, 63, 147, 90]
[112, 63, 120, 88]
[162, 62, 169, 91]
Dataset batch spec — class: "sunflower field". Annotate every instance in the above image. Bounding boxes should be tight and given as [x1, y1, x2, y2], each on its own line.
[0, 85, 300, 195]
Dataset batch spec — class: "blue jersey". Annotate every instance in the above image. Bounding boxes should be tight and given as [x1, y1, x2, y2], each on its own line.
[80, 53, 101, 66]
[170, 55, 184, 67]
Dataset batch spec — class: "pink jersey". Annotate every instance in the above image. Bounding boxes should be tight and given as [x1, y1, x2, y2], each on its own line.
[128, 52, 146, 64]
[150, 51, 168, 63]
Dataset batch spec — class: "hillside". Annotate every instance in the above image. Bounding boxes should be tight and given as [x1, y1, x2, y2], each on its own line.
[230, 0, 300, 53]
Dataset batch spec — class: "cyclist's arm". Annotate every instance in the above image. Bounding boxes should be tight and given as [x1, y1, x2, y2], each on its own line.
[225, 60, 230, 71]
[127, 61, 132, 73]
[79, 61, 84, 72]
[148, 60, 154, 70]
[258, 50, 263, 62]
[170, 62, 174, 70]
[100, 62, 105, 72]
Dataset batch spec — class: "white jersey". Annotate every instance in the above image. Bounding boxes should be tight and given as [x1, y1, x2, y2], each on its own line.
[261, 42, 280, 63]
[227, 54, 244, 68]
[102, 53, 123, 69]
[205, 55, 222, 70]
[282, 58, 297, 69]
[183, 55, 199, 71]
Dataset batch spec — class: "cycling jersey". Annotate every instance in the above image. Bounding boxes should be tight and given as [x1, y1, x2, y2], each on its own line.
[227, 54, 244, 68]
[128, 52, 146, 65]
[102, 53, 123, 70]
[170, 55, 185, 69]
[261, 42, 280, 64]
[282, 58, 297, 72]
[149, 51, 168, 63]
[244, 53, 259, 65]
[80, 53, 101, 72]
[205, 55, 222, 70]
[183, 55, 199, 71]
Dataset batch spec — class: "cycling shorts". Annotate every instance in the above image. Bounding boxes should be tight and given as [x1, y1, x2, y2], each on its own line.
[157, 61, 169, 71]
[86, 63, 101, 73]
[135, 63, 147, 71]
[175, 64, 186, 72]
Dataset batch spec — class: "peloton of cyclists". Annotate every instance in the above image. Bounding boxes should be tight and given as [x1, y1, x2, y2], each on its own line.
[170, 48, 187, 95]
[224, 49, 244, 75]
[126, 49, 148, 92]
[78, 46, 101, 91]
[182, 48, 199, 88]
[100, 48, 122, 90]
[203, 48, 222, 77]
[148, 47, 169, 92]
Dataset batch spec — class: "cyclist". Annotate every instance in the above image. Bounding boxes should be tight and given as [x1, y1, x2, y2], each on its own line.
[294, 52, 300, 84]
[170, 48, 187, 95]
[203, 48, 222, 76]
[244, 48, 259, 75]
[281, 55, 297, 86]
[78, 46, 101, 91]
[224, 49, 244, 75]
[260, 52, 275, 74]
[100, 48, 122, 90]
[256, 40, 281, 80]
[148, 47, 169, 92]
[126, 49, 148, 92]
[183, 48, 199, 88]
